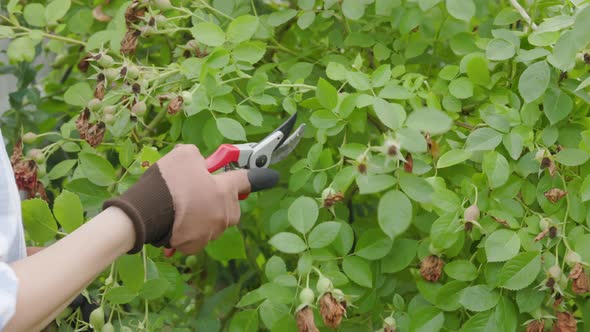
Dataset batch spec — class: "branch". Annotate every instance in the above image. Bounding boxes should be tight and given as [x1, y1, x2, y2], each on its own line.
[509, 0, 538, 30]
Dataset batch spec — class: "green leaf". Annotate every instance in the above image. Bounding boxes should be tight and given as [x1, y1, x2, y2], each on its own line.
[381, 238, 417, 273]
[466, 55, 490, 85]
[483, 151, 510, 188]
[460, 285, 500, 312]
[378, 190, 412, 238]
[357, 174, 396, 194]
[21, 199, 58, 243]
[205, 226, 247, 261]
[117, 254, 144, 293]
[406, 108, 453, 135]
[53, 190, 84, 233]
[140, 278, 169, 300]
[216, 118, 246, 141]
[446, 0, 475, 21]
[227, 15, 259, 43]
[310, 109, 339, 129]
[419, 0, 442, 11]
[465, 128, 502, 152]
[297, 11, 315, 30]
[436, 281, 468, 311]
[373, 98, 405, 130]
[437, 149, 471, 168]
[79, 152, 116, 186]
[485, 229, 520, 262]
[555, 148, 590, 166]
[486, 38, 516, 61]
[430, 213, 461, 249]
[543, 88, 573, 124]
[581, 176, 590, 202]
[288, 196, 318, 234]
[342, 256, 372, 287]
[503, 132, 523, 160]
[460, 310, 497, 331]
[191, 22, 225, 46]
[7, 37, 35, 63]
[494, 297, 518, 332]
[48, 159, 77, 180]
[268, 232, 307, 254]
[236, 105, 263, 126]
[449, 77, 474, 99]
[64, 82, 93, 107]
[0, 26, 14, 39]
[399, 172, 433, 203]
[342, 0, 365, 20]
[105, 286, 137, 305]
[267, 9, 298, 26]
[45, 0, 70, 22]
[230, 310, 259, 332]
[397, 127, 428, 153]
[355, 229, 393, 260]
[24, 3, 47, 27]
[445, 260, 478, 281]
[316, 78, 338, 110]
[346, 71, 371, 91]
[410, 307, 444, 332]
[308, 222, 341, 248]
[233, 41, 266, 64]
[518, 61, 550, 103]
[498, 251, 541, 290]
[298, 0, 315, 10]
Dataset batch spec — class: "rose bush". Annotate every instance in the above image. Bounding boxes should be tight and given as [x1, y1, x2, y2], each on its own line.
[2, 0, 590, 331]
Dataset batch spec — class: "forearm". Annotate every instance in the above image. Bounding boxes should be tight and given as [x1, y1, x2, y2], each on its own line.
[5, 207, 135, 331]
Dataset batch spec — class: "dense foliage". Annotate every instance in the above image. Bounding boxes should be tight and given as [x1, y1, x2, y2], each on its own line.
[3, 0, 590, 331]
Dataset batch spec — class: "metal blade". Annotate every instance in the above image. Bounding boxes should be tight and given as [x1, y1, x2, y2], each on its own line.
[270, 124, 306, 165]
[271, 112, 298, 151]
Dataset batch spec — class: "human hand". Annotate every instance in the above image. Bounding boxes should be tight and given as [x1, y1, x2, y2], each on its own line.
[104, 144, 279, 254]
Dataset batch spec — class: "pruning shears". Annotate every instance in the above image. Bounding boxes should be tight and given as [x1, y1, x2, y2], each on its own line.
[164, 112, 305, 257]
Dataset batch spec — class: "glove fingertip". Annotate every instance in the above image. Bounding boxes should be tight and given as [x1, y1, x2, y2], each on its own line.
[247, 168, 280, 193]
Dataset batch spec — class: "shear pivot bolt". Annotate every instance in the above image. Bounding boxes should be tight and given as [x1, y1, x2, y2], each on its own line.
[256, 155, 267, 167]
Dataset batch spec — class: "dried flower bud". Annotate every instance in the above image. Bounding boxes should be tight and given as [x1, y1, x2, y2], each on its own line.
[78, 54, 92, 72]
[319, 292, 346, 329]
[425, 133, 440, 159]
[95, 81, 105, 100]
[549, 226, 558, 238]
[544, 188, 567, 203]
[76, 108, 91, 139]
[546, 277, 556, 289]
[167, 96, 184, 114]
[86, 122, 106, 148]
[141, 161, 150, 168]
[296, 306, 319, 332]
[121, 29, 140, 55]
[464, 204, 480, 222]
[357, 163, 367, 175]
[132, 83, 141, 94]
[554, 311, 576, 332]
[525, 320, 544, 332]
[569, 263, 590, 295]
[404, 153, 413, 173]
[420, 255, 444, 282]
[585, 53, 590, 65]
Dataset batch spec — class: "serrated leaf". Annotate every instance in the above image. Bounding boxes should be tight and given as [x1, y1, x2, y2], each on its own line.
[465, 128, 502, 152]
[288, 196, 318, 234]
[316, 78, 338, 110]
[191, 22, 225, 47]
[308, 222, 341, 248]
[518, 61, 550, 103]
[216, 118, 246, 141]
[485, 229, 520, 262]
[227, 15, 259, 43]
[378, 190, 412, 238]
[438, 149, 471, 168]
[498, 251, 541, 290]
[342, 256, 372, 287]
[269, 232, 307, 254]
[21, 199, 58, 243]
[53, 190, 84, 233]
[406, 108, 453, 135]
[460, 285, 500, 312]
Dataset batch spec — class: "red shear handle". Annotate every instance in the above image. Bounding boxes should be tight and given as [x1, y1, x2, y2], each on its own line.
[205, 144, 241, 173]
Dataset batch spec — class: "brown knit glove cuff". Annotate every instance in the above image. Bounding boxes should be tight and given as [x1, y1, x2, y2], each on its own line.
[103, 164, 175, 254]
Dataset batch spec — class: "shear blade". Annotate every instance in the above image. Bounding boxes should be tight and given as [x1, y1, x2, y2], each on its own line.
[270, 124, 306, 165]
[271, 112, 298, 151]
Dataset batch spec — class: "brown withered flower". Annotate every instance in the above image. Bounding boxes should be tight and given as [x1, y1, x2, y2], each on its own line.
[86, 122, 106, 148]
[78, 54, 92, 73]
[584, 53, 590, 65]
[549, 226, 558, 239]
[425, 133, 440, 159]
[535, 228, 550, 242]
[545, 188, 567, 203]
[76, 108, 91, 140]
[420, 255, 444, 282]
[404, 153, 413, 173]
[92, 5, 112, 22]
[569, 263, 590, 294]
[540, 157, 557, 177]
[167, 96, 184, 115]
[121, 29, 140, 55]
[296, 306, 319, 332]
[124, 0, 144, 27]
[319, 292, 346, 329]
[10, 140, 42, 199]
[323, 192, 344, 208]
[554, 311, 577, 332]
[526, 320, 545, 332]
[95, 80, 105, 100]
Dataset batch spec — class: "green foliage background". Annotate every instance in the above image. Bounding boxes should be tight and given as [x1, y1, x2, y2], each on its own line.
[2, 0, 590, 330]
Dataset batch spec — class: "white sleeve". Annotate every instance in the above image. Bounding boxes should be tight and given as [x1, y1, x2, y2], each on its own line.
[0, 259, 18, 330]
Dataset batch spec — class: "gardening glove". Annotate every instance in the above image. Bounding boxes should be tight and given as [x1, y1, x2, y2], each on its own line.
[103, 144, 279, 254]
